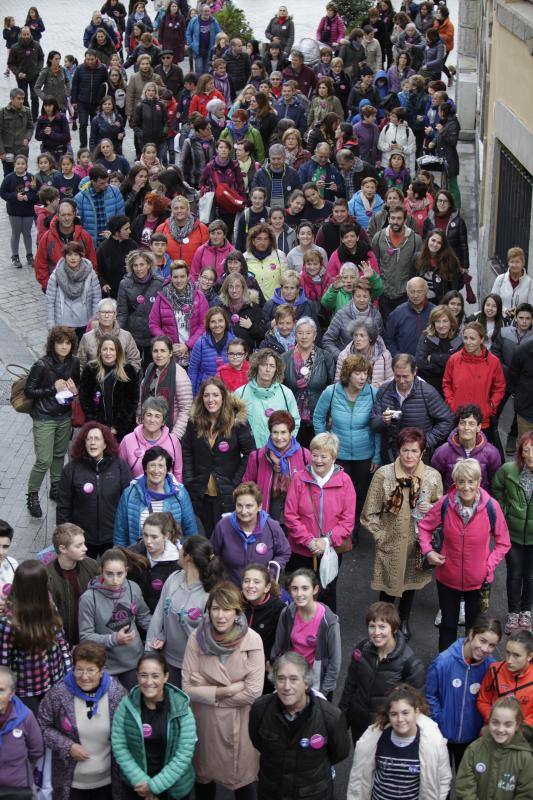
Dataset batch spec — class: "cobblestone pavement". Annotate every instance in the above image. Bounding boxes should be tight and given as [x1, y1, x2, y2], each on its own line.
[0, 6, 500, 796]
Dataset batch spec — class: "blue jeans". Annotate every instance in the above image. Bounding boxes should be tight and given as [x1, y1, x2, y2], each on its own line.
[194, 53, 210, 75]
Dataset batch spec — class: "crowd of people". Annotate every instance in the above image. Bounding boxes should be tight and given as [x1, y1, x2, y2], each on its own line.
[0, 1, 533, 799]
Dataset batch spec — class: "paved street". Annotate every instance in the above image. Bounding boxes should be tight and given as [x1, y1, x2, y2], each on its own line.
[0, 4, 504, 797]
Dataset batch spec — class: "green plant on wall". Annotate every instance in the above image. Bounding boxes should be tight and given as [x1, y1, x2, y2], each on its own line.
[215, 1, 254, 42]
[334, 0, 373, 32]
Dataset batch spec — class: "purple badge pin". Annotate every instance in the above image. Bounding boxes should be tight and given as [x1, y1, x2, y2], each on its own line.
[265, 408, 274, 417]
[256, 542, 268, 555]
[151, 578, 163, 592]
[231, 314, 240, 324]
[136, 295, 145, 304]
[299, 737, 310, 748]
[83, 482, 94, 494]
[310, 734, 326, 749]
[188, 607, 202, 620]
[182, 304, 190, 313]
[218, 441, 229, 452]
[142, 723, 152, 738]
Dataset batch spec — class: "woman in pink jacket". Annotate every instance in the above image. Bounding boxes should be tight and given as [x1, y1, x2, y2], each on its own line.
[284, 431, 356, 612]
[119, 396, 183, 480]
[243, 410, 311, 522]
[148, 260, 208, 368]
[418, 457, 510, 652]
[316, 3, 346, 47]
[189, 220, 236, 283]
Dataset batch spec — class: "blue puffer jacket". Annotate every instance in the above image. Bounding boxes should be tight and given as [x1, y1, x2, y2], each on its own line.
[188, 331, 235, 396]
[113, 476, 197, 546]
[185, 15, 221, 57]
[426, 637, 496, 743]
[75, 180, 125, 244]
[348, 190, 385, 230]
[313, 382, 381, 463]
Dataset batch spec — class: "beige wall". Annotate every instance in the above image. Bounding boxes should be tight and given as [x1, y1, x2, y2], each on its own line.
[477, 8, 533, 291]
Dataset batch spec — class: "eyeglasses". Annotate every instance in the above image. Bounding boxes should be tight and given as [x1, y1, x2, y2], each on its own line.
[98, 310, 115, 316]
[74, 668, 100, 677]
[229, 351, 245, 358]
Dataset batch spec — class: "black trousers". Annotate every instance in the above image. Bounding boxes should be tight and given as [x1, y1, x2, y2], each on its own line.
[506, 542, 533, 613]
[85, 542, 112, 560]
[379, 589, 415, 622]
[194, 783, 256, 800]
[196, 494, 223, 538]
[296, 420, 315, 450]
[447, 741, 470, 773]
[16, 76, 38, 119]
[437, 580, 481, 652]
[77, 102, 97, 149]
[337, 458, 371, 534]
[70, 787, 113, 800]
[379, 293, 407, 323]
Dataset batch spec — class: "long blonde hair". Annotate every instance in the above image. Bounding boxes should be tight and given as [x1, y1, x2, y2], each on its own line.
[92, 335, 130, 383]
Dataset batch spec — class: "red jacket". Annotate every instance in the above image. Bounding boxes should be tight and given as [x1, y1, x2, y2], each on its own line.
[216, 361, 250, 392]
[477, 660, 533, 725]
[34, 218, 97, 290]
[189, 88, 225, 117]
[418, 488, 511, 591]
[442, 347, 506, 429]
[284, 465, 356, 557]
[155, 218, 209, 265]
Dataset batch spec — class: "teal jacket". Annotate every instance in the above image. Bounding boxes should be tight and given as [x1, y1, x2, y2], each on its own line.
[313, 381, 381, 463]
[111, 683, 196, 799]
[492, 461, 533, 546]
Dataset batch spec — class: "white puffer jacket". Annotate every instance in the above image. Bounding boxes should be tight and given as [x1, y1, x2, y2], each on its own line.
[347, 713, 452, 800]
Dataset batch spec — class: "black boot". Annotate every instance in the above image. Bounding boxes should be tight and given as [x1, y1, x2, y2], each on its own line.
[49, 482, 60, 501]
[26, 491, 42, 518]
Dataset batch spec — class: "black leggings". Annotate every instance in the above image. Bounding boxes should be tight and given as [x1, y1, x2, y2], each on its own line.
[437, 581, 481, 652]
[194, 783, 256, 800]
[337, 458, 371, 533]
[380, 590, 415, 622]
[506, 542, 533, 613]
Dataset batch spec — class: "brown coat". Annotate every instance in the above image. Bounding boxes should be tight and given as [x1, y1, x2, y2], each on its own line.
[182, 627, 264, 790]
[362, 460, 443, 596]
[125, 69, 164, 119]
[78, 320, 142, 371]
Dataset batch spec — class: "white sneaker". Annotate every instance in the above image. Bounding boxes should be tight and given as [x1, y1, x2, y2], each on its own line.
[519, 611, 532, 631]
[505, 613, 520, 635]
[434, 609, 442, 627]
[459, 600, 466, 626]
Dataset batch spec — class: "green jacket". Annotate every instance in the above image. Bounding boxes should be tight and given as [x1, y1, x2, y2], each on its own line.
[46, 556, 99, 646]
[492, 462, 533, 546]
[0, 103, 34, 157]
[456, 726, 533, 800]
[220, 125, 265, 164]
[321, 272, 383, 312]
[111, 683, 196, 799]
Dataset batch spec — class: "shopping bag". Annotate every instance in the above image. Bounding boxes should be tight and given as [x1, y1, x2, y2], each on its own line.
[199, 190, 215, 223]
[319, 540, 339, 588]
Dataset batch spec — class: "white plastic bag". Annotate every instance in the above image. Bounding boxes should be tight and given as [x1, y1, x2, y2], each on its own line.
[199, 191, 215, 224]
[319, 540, 339, 588]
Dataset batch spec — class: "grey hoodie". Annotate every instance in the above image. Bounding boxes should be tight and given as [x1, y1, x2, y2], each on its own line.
[145, 570, 208, 668]
[78, 577, 151, 675]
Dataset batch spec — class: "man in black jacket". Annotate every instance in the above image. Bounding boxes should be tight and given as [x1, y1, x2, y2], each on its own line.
[71, 50, 108, 148]
[249, 653, 350, 800]
[223, 38, 251, 92]
[371, 353, 453, 461]
[509, 336, 533, 438]
[7, 27, 44, 119]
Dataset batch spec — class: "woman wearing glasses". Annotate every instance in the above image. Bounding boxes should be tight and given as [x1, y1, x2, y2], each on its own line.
[38, 641, 126, 800]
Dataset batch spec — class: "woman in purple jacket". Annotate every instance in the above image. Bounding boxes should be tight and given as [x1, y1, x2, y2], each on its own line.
[148, 259, 208, 369]
[0, 666, 43, 799]
[211, 481, 291, 586]
[38, 641, 126, 800]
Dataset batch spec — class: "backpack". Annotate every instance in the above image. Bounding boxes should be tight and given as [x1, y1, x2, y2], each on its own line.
[7, 364, 32, 414]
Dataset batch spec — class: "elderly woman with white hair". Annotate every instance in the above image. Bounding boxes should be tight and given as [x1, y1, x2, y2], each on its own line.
[284, 432, 356, 612]
[116, 249, 164, 368]
[281, 317, 335, 447]
[335, 318, 393, 386]
[78, 297, 142, 370]
[249, 651, 350, 800]
[418, 457, 511, 652]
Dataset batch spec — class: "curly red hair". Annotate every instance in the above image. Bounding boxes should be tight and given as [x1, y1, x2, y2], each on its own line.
[70, 422, 119, 460]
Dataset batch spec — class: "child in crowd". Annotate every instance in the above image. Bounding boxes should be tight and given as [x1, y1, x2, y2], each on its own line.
[383, 149, 411, 192]
[272, 568, 341, 698]
[45, 523, 98, 647]
[108, 170, 124, 187]
[73, 147, 92, 179]
[216, 337, 250, 391]
[477, 630, 533, 725]
[151, 232, 172, 279]
[3, 16, 20, 77]
[242, 563, 286, 694]
[300, 249, 331, 305]
[0, 520, 18, 605]
[34, 185, 60, 241]
[34, 153, 59, 188]
[52, 154, 81, 198]
[140, 142, 162, 180]
[456, 697, 533, 799]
